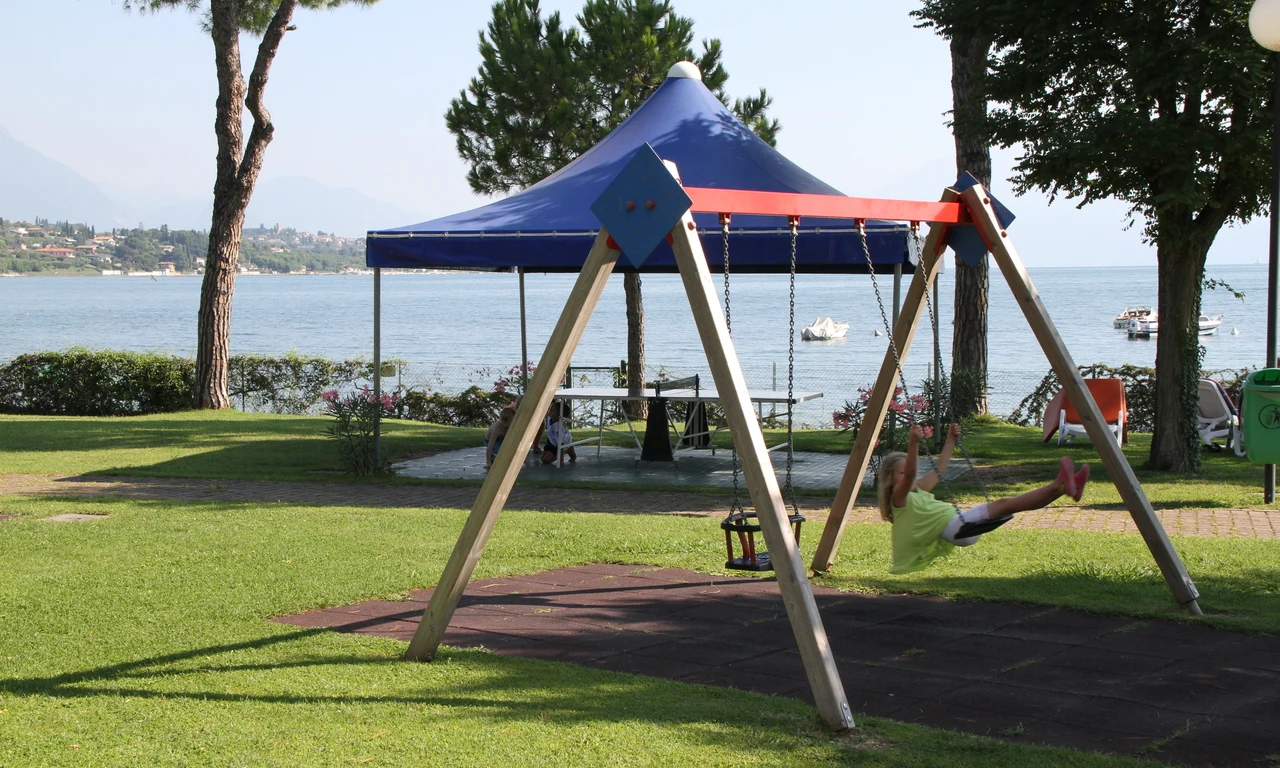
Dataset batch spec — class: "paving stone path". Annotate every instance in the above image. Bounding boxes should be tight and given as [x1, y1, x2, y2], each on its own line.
[277, 564, 1280, 767]
[3, 473, 1279, 539]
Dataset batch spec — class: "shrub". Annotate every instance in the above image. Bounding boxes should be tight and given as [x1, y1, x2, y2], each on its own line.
[0, 349, 194, 415]
[0, 349, 383, 417]
[392, 386, 512, 427]
[228, 353, 376, 414]
[832, 382, 937, 452]
[323, 387, 398, 476]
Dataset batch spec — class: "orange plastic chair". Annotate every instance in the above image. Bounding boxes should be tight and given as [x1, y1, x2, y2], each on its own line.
[1056, 378, 1127, 446]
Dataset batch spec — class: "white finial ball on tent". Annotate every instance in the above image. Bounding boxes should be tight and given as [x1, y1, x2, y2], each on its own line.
[667, 61, 702, 80]
[1251, 0, 1280, 50]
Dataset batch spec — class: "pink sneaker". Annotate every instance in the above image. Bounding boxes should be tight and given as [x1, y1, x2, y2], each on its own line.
[1071, 464, 1090, 502]
[1058, 456, 1078, 499]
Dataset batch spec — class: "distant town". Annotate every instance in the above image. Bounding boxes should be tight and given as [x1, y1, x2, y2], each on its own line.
[0, 217, 368, 277]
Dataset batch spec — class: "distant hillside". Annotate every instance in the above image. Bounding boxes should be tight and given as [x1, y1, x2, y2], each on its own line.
[0, 125, 423, 236]
[246, 177, 422, 237]
[0, 126, 128, 226]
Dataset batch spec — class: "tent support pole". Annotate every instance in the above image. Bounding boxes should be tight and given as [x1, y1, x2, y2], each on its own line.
[405, 233, 621, 663]
[892, 264, 902, 328]
[519, 267, 529, 391]
[811, 191, 955, 575]
[960, 185, 1202, 613]
[670, 211, 853, 732]
[373, 267, 381, 468]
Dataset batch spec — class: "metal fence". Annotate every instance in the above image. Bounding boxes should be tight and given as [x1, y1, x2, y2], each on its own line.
[370, 359, 1052, 430]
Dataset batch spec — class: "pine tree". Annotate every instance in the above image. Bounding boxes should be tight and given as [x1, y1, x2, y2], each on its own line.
[449, 0, 780, 406]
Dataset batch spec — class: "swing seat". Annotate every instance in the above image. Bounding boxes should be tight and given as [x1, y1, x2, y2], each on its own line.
[955, 514, 1013, 538]
[721, 511, 804, 571]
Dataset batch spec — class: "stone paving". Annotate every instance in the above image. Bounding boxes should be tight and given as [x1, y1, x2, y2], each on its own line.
[3, 472, 1279, 539]
[277, 564, 1280, 767]
[394, 445, 860, 490]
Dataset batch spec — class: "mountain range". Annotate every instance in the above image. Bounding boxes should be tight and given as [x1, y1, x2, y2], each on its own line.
[0, 125, 423, 236]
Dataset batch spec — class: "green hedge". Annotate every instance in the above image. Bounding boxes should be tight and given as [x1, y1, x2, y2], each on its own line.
[0, 349, 194, 416]
[0, 350, 378, 417]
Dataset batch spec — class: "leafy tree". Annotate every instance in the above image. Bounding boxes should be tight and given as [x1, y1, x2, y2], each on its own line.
[915, 0, 1271, 472]
[449, 0, 780, 407]
[124, 0, 379, 408]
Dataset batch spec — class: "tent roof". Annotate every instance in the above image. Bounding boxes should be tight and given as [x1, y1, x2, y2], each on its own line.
[367, 66, 916, 274]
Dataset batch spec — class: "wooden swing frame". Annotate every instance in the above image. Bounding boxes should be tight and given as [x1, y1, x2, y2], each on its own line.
[400, 172, 1200, 738]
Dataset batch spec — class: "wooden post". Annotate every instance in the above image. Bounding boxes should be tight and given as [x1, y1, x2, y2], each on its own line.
[961, 185, 1202, 612]
[670, 212, 855, 732]
[811, 192, 956, 574]
[404, 233, 622, 661]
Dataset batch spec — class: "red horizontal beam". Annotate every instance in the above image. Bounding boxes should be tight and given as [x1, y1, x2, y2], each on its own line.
[684, 187, 969, 225]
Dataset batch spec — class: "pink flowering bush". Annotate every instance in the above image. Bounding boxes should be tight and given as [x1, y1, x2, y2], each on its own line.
[494, 362, 536, 395]
[832, 385, 935, 452]
[323, 386, 400, 475]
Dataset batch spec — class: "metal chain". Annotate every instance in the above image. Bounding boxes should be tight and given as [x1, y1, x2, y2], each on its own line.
[858, 220, 957, 489]
[784, 218, 799, 514]
[858, 220, 914, 413]
[722, 217, 744, 515]
[912, 226, 990, 505]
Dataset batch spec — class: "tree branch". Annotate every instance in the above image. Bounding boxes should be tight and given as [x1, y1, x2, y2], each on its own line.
[238, 0, 299, 185]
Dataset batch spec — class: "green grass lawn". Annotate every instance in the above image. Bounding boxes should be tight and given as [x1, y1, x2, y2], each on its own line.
[0, 495, 1178, 767]
[3, 412, 1277, 765]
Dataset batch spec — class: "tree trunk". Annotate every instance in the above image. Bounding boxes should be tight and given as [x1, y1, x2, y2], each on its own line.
[1149, 235, 1208, 472]
[624, 271, 647, 418]
[193, 0, 296, 409]
[949, 32, 992, 417]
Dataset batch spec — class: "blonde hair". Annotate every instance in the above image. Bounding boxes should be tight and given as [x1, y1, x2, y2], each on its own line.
[877, 451, 909, 522]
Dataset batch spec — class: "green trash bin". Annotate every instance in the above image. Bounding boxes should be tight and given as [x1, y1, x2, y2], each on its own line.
[1243, 368, 1280, 463]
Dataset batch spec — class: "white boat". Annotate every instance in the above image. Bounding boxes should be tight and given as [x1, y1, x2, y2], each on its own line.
[1127, 313, 1158, 338]
[1114, 306, 1152, 329]
[801, 316, 850, 341]
[1127, 312, 1223, 338]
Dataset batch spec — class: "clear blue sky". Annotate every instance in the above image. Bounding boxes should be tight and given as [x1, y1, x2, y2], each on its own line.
[0, 0, 1266, 266]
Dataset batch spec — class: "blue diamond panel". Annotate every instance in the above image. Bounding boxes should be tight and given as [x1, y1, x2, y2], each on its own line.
[591, 143, 693, 267]
[945, 170, 1017, 268]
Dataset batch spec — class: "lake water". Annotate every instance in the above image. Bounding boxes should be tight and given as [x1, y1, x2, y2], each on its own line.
[1, 263, 1270, 424]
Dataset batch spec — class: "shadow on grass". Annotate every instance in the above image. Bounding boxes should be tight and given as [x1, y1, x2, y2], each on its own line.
[0, 623, 837, 761]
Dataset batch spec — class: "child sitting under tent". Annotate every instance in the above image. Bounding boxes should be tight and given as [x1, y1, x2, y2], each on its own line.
[541, 402, 577, 465]
[878, 423, 1090, 574]
[484, 407, 515, 470]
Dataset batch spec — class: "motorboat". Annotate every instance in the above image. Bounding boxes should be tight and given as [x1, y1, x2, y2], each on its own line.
[801, 316, 850, 341]
[1127, 312, 1223, 338]
[1113, 306, 1152, 329]
[1127, 313, 1158, 338]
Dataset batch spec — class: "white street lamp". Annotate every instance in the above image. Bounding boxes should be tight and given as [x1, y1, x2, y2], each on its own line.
[1250, 0, 1280, 502]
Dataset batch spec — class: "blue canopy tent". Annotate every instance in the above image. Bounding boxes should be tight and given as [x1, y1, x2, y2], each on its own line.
[364, 63, 923, 404]
[366, 64, 917, 274]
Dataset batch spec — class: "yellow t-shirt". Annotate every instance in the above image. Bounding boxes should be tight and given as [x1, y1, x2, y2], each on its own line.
[890, 489, 959, 574]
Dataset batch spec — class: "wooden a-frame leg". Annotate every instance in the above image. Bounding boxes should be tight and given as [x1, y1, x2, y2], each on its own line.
[405, 232, 622, 662]
[811, 190, 957, 574]
[669, 213, 855, 732]
[961, 185, 1202, 613]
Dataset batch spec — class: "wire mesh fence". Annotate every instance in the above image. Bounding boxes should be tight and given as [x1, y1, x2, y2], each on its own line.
[367, 359, 1055, 430]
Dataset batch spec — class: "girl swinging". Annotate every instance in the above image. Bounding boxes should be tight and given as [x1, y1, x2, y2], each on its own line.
[879, 423, 1090, 574]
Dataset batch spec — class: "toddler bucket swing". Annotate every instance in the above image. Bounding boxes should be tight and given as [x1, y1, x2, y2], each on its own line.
[719, 214, 804, 570]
